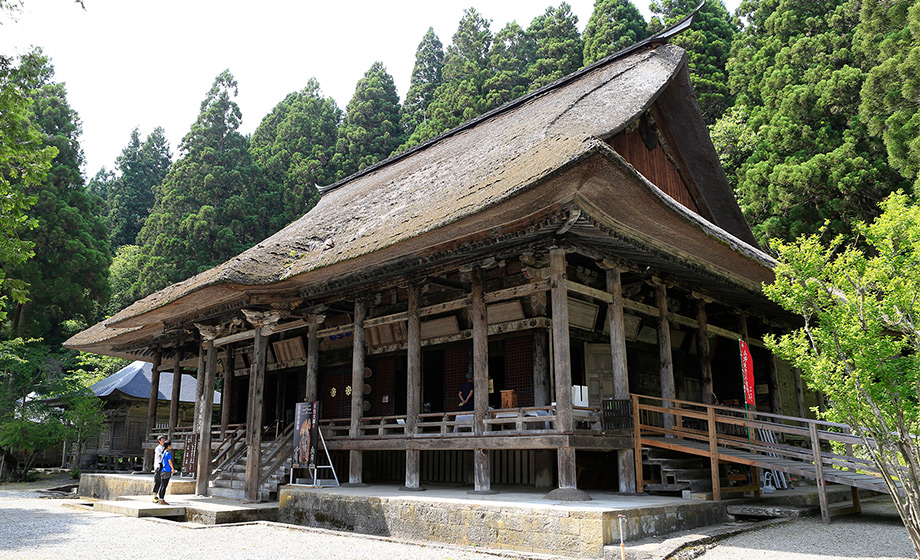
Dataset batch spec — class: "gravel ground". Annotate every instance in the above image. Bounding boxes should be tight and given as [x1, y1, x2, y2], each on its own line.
[2, 475, 918, 560]
[694, 498, 917, 560]
[0, 475, 545, 560]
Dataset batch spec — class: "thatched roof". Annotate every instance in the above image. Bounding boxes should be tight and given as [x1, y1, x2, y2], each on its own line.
[66, 37, 771, 356]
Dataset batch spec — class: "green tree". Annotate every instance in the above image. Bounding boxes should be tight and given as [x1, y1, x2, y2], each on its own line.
[582, 0, 647, 65]
[400, 27, 445, 140]
[403, 8, 494, 148]
[764, 192, 920, 557]
[0, 52, 56, 325]
[3, 52, 110, 341]
[333, 62, 404, 178]
[717, 0, 905, 245]
[250, 78, 341, 229]
[105, 244, 143, 316]
[106, 127, 172, 249]
[857, 0, 920, 190]
[483, 21, 535, 110]
[649, 0, 736, 124]
[137, 70, 272, 296]
[525, 3, 584, 89]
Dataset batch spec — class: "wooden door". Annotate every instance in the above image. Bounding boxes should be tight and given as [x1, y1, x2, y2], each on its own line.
[584, 343, 614, 408]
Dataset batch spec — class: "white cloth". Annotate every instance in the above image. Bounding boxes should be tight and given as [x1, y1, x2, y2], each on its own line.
[153, 443, 165, 469]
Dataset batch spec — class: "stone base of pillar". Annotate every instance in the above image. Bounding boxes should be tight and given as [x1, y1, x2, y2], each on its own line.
[399, 485, 428, 492]
[543, 487, 592, 501]
[467, 489, 500, 495]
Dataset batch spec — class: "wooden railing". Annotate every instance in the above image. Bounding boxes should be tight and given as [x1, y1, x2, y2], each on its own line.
[208, 424, 247, 482]
[631, 393, 902, 520]
[147, 423, 245, 447]
[318, 406, 564, 439]
[259, 422, 294, 486]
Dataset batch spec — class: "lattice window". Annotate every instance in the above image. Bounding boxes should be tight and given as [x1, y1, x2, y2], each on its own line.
[505, 335, 534, 407]
[443, 346, 469, 412]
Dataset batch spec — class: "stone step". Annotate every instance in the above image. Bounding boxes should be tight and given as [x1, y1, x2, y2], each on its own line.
[727, 504, 816, 519]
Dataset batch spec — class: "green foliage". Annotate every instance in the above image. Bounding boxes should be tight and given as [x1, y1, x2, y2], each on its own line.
[2, 51, 110, 341]
[250, 79, 341, 229]
[857, 0, 920, 190]
[763, 192, 920, 555]
[0, 51, 56, 325]
[483, 21, 534, 111]
[582, 0, 647, 65]
[105, 244, 143, 316]
[650, 0, 737, 124]
[400, 28, 445, 140]
[137, 70, 274, 296]
[525, 3, 583, 89]
[403, 8, 494, 148]
[718, 0, 906, 246]
[105, 127, 172, 249]
[333, 62, 404, 178]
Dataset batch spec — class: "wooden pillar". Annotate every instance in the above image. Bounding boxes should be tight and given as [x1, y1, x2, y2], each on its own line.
[144, 351, 162, 471]
[192, 343, 206, 434]
[243, 311, 277, 501]
[655, 282, 676, 432]
[168, 351, 182, 440]
[304, 316, 322, 402]
[532, 330, 549, 407]
[220, 345, 234, 438]
[793, 367, 807, 418]
[695, 299, 714, 405]
[550, 248, 577, 491]
[404, 284, 424, 491]
[766, 329, 783, 415]
[195, 328, 219, 496]
[470, 269, 492, 493]
[606, 268, 635, 493]
[348, 299, 367, 485]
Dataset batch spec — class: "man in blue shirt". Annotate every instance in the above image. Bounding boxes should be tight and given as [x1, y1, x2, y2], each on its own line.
[157, 441, 175, 505]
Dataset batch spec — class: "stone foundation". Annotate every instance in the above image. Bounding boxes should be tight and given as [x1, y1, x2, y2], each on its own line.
[279, 486, 729, 558]
[78, 473, 196, 501]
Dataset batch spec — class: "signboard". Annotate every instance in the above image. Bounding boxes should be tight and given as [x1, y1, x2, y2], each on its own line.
[182, 433, 198, 476]
[739, 339, 756, 408]
[293, 401, 319, 469]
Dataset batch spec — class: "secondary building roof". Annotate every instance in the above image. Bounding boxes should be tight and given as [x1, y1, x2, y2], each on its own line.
[89, 360, 220, 404]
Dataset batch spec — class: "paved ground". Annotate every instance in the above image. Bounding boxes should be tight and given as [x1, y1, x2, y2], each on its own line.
[693, 498, 917, 560]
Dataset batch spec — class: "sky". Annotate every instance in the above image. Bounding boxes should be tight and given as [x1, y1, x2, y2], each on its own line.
[1, 0, 741, 177]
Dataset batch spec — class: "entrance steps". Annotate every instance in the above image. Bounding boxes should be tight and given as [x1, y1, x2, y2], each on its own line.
[209, 440, 292, 501]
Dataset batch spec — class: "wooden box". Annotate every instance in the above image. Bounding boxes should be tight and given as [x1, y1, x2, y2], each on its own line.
[500, 390, 518, 409]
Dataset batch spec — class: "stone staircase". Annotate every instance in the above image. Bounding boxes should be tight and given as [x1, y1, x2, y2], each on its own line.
[209, 440, 292, 502]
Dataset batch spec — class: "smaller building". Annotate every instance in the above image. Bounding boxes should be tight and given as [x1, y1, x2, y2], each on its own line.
[77, 361, 220, 471]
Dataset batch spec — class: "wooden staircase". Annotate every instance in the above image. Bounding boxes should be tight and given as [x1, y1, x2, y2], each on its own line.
[208, 423, 293, 501]
[632, 394, 904, 523]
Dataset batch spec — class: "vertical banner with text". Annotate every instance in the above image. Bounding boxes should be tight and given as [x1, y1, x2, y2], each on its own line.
[739, 339, 756, 408]
[293, 401, 319, 469]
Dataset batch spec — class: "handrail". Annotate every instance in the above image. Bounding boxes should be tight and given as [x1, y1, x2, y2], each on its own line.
[258, 422, 294, 487]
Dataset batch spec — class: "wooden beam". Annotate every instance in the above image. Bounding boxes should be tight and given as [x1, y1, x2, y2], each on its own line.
[305, 316, 321, 402]
[656, 283, 676, 433]
[532, 330, 549, 407]
[483, 279, 551, 303]
[349, 299, 367, 485]
[696, 300, 714, 405]
[566, 280, 612, 303]
[144, 351, 162, 471]
[192, 343, 205, 434]
[196, 334, 218, 496]
[213, 318, 306, 347]
[607, 269, 635, 493]
[766, 329, 783, 414]
[471, 269, 488, 437]
[168, 352, 182, 440]
[220, 345, 233, 439]
[406, 285, 421, 437]
[244, 313, 276, 501]
[794, 367, 807, 418]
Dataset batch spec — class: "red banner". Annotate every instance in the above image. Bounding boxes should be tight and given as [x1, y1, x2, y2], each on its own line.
[739, 339, 755, 407]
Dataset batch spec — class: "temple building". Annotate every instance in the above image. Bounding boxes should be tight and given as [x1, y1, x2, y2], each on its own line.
[65, 27, 819, 504]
